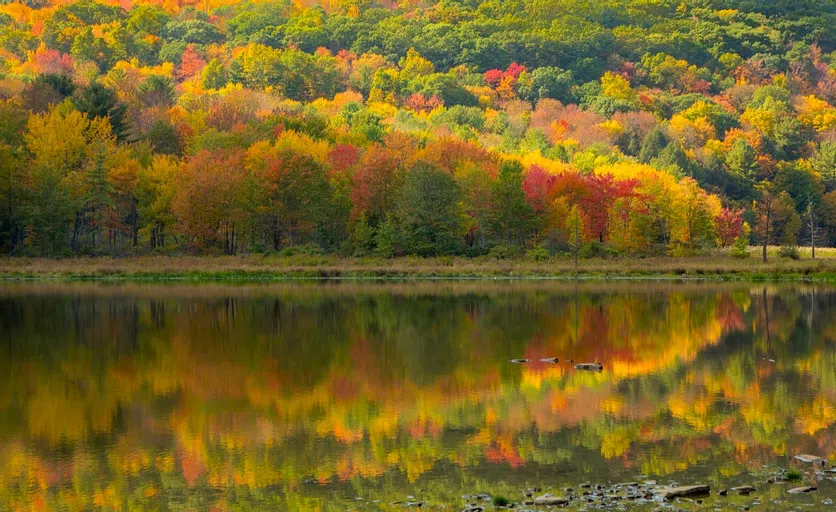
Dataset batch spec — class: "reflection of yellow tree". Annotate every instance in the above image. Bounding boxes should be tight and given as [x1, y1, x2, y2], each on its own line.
[2, 283, 836, 510]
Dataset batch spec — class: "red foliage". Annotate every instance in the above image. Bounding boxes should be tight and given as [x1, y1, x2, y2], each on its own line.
[177, 44, 206, 80]
[549, 172, 589, 205]
[417, 137, 498, 175]
[690, 79, 712, 94]
[484, 62, 527, 89]
[329, 144, 361, 175]
[350, 144, 404, 220]
[33, 47, 74, 75]
[578, 175, 642, 242]
[522, 165, 556, 212]
[484, 69, 504, 88]
[505, 62, 527, 79]
[715, 207, 744, 247]
[405, 92, 443, 113]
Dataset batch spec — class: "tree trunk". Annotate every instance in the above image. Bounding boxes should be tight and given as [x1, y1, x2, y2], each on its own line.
[762, 208, 770, 263]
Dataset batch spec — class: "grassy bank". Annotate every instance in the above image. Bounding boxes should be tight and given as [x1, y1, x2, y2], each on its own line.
[2, 247, 836, 281]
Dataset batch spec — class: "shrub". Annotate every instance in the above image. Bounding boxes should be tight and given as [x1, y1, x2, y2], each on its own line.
[526, 246, 550, 261]
[778, 245, 800, 260]
[579, 241, 604, 259]
[785, 468, 803, 481]
[278, 244, 324, 257]
[492, 495, 510, 507]
[731, 221, 751, 259]
[488, 244, 519, 259]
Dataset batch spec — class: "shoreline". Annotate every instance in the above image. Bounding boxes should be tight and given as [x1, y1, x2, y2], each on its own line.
[2, 253, 836, 282]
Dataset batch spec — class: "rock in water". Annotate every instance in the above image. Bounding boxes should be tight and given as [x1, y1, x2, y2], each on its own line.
[574, 362, 603, 371]
[794, 454, 826, 465]
[509, 358, 530, 363]
[533, 495, 569, 506]
[788, 486, 817, 494]
[539, 357, 559, 363]
[655, 485, 710, 500]
[732, 486, 757, 495]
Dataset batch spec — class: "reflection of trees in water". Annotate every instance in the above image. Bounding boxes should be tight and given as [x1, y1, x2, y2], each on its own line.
[1, 283, 835, 510]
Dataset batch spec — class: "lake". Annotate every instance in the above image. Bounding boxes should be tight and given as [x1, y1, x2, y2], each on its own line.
[1, 281, 835, 511]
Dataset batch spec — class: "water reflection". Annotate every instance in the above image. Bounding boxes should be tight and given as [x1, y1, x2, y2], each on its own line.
[0, 282, 835, 510]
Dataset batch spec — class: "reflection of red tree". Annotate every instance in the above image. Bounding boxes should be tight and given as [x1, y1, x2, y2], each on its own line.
[485, 444, 524, 467]
[180, 450, 205, 487]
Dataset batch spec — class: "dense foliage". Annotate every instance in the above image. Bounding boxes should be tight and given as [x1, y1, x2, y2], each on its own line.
[0, 0, 834, 257]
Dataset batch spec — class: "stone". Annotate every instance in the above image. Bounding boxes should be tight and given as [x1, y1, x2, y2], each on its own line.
[794, 454, 826, 465]
[655, 485, 710, 500]
[787, 486, 817, 494]
[732, 486, 757, 495]
[533, 495, 569, 506]
[462, 508, 484, 512]
[509, 359, 530, 363]
[539, 358, 559, 363]
[574, 362, 604, 371]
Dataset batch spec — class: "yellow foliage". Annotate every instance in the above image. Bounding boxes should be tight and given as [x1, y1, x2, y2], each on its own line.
[796, 95, 836, 132]
[600, 72, 636, 102]
[599, 119, 624, 136]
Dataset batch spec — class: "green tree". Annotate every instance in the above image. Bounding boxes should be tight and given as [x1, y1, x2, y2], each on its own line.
[811, 142, 836, 192]
[639, 128, 666, 163]
[396, 163, 465, 256]
[373, 215, 397, 258]
[567, 205, 584, 268]
[490, 160, 536, 246]
[725, 139, 759, 182]
[202, 58, 228, 89]
[351, 215, 374, 256]
[74, 82, 129, 141]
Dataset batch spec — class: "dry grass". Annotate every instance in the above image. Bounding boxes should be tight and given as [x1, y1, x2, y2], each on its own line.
[1, 246, 836, 281]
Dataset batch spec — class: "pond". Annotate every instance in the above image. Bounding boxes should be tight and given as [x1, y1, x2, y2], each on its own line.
[0, 281, 835, 511]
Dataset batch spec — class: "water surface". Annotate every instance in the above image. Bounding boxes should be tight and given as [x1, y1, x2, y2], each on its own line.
[1, 281, 835, 510]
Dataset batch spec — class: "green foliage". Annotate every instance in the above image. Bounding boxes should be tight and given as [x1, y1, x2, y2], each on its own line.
[778, 245, 800, 260]
[396, 163, 465, 256]
[352, 215, 375, 257]
[73, 82, 129, 141]
[785, 469, 803, 481]
[725, 139, 759, 183]
[579, 241, 605, 259]
[487, 244, 518, 260]
[373, 215, 397, 258]
[490, 161, 535, 246]
[492, 496, 510, 507]
[1, 0, 834, 258]
[731, 222, 751, 259]
[526, 246, 550, 261]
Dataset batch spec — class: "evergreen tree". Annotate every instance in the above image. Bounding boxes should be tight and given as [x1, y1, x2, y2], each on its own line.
[490, 160, 536, 246]
[639, 127, 666, 163]
[74, 82, 129, 141]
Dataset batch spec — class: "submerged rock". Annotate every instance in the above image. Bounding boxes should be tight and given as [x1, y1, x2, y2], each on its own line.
[509, 358, 530, 364]
[731, 486, 757, 495]
[788, 486, 817, 494]
[794, 454, 827, 465]
[539, 357, 559, 363]
[533, 495, 569, 506]
[655, 485, 710, 500]
[574, 362, 604, 371]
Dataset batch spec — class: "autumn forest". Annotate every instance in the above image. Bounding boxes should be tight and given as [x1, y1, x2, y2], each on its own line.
[0, 0, 834, 260]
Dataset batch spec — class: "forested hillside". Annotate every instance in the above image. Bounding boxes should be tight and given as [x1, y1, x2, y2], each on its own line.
[0, 0, 834, 258]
